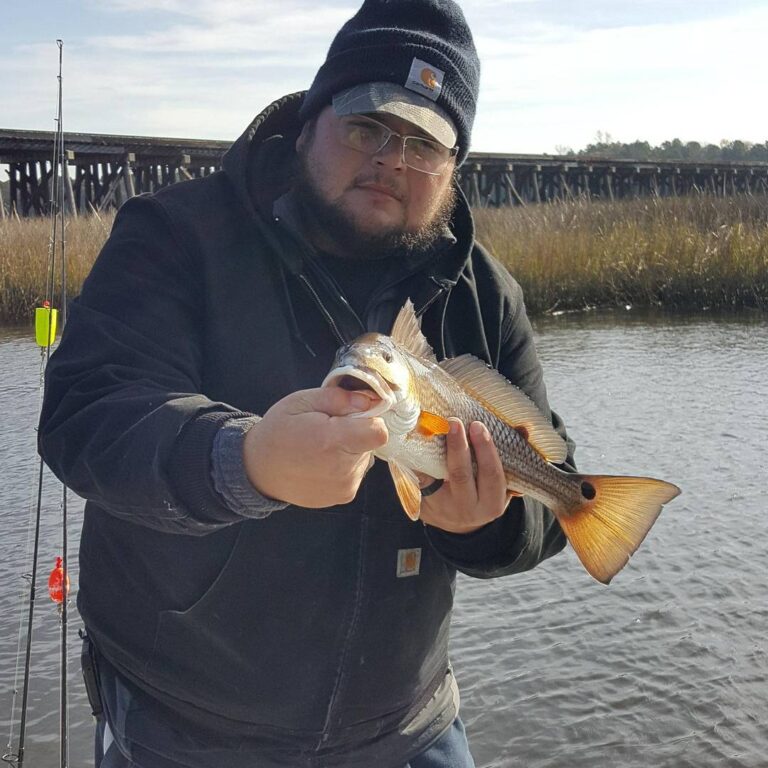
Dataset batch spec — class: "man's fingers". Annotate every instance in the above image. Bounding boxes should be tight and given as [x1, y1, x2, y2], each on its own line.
[332, 415, 389, 454]
[296, 386, 373, 417]
[469, 421, 507, 512]
[282, 386, 388, 452]
[444, 419, 476, 493]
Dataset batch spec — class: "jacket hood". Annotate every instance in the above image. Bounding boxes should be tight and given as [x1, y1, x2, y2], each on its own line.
[222, 91, 306, 221]
[221, 91, 476, 291]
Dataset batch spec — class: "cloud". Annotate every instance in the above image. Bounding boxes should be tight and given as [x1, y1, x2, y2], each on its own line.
[0, 3, 353, 137]
[469, 3, 768, 151]
[87, 6, 351, 54]
[2, 0, 766, 153]
[89, 0, 356, 33]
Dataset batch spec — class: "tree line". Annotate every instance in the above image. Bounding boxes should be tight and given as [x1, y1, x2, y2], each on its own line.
[558, 134, 768, 163]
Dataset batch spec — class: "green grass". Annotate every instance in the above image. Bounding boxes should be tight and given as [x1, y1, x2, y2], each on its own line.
[1, 195, 767, 325]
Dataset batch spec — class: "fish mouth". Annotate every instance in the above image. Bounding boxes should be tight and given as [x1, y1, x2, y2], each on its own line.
[321, 365, 396, 418]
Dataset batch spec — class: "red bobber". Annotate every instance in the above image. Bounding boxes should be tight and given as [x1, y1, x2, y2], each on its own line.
[48, 557, 70, 604]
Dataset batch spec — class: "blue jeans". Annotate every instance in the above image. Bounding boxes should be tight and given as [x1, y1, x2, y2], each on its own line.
[95, 661, 475, 768]
[406, 718, 475, 768]
[97, 716, 475, 768]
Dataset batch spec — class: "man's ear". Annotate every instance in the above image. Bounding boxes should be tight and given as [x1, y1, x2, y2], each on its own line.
[296, 121, 311, 153]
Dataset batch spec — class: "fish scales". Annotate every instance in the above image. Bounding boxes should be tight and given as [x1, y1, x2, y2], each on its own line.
[400, 361, 583, 511]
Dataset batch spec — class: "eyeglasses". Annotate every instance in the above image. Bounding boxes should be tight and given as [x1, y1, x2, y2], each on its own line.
[334, 114, 458, 176]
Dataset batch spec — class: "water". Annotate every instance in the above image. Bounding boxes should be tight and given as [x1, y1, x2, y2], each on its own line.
[1, 311, 766, 767]
[454, 310, 768, 768]
[0, 330, 89, 767]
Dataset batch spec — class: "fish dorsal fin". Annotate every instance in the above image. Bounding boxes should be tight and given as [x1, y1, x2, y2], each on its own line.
[439, 354, 568, 463]
[390, 300, 437, 363]
[389, 460, 423, 521]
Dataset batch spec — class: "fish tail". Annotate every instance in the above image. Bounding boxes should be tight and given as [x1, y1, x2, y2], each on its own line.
[554, 474, 680, 584]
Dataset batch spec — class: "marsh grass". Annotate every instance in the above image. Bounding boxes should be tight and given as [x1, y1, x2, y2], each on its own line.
[0, 212, 114, 324]
[474, 195, 768, 314]
[1, 196, 767, 324]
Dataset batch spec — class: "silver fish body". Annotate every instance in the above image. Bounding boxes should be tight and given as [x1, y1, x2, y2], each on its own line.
[324, 301, 680, 583]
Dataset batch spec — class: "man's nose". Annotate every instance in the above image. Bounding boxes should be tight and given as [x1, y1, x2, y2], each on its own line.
[373, 134, 405, 170]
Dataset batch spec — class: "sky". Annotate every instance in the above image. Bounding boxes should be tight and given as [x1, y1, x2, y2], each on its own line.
[1, 0, 766, 155]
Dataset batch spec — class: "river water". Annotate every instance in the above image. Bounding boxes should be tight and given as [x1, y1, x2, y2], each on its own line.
[1, 310, 766, 767]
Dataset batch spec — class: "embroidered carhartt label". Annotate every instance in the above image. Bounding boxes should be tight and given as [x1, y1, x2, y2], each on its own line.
[397, 548, 422, 577]
[405, 58, 444, 102]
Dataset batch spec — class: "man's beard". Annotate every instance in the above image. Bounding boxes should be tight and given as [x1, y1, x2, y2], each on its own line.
[292, 148, 458, 262]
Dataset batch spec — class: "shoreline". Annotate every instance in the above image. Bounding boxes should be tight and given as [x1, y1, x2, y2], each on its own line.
[4, 302, 767, 333]
[1, 195, 766, 324]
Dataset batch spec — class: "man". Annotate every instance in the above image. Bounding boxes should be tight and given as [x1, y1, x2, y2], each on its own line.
[39, 1, 573, 766]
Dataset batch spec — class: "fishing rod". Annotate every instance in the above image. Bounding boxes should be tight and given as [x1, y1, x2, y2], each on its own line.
[4, 39, 71, 768]
[52, 37, 70, 768]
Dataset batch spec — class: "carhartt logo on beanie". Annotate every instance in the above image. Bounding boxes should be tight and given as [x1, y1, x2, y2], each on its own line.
[299, 0, 480, 165]
[406, 58, 444, 101]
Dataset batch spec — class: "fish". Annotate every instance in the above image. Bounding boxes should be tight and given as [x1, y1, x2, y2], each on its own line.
[322, 300, 681, 584]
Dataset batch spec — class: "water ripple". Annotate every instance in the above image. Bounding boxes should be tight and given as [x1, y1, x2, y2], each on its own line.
[2, 315, 767, 767]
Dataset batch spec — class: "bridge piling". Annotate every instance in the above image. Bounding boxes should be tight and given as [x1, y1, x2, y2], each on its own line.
[2, 128, 768, 216]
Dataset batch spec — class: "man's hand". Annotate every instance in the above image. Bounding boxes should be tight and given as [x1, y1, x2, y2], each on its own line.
[419, 419, 513, 534]
[243, 387, 388, 508]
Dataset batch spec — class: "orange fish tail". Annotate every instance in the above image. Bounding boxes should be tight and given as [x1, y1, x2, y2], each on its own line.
[555, 474, 680, 584]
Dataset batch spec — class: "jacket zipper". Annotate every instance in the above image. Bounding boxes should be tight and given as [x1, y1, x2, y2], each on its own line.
[297, 274, 350, 347]
[417, 277, 452, 317]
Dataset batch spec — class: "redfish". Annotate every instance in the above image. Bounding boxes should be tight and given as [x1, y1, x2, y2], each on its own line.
[322, 301, 680, 583]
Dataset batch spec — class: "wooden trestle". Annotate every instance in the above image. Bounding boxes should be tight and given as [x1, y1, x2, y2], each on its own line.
[0, 129, 224, 218]
[2, 128, 767, 217]
[461, 153, 768, 207]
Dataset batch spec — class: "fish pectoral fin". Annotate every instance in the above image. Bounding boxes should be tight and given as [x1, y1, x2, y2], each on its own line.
[389, 460, 423, 521]
[555, 474, 681, 584]
[390, 300, 438, 363]
[439, 354, 568, 463]
[416, 410, 451, 437]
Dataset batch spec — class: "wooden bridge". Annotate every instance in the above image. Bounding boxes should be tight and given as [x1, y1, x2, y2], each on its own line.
[2, 127, 767, 217]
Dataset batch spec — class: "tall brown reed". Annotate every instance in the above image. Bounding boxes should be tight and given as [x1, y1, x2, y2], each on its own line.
[475, 195, 768, 314]
[0, 212, 114, 325]
[1, 196, 766, 324]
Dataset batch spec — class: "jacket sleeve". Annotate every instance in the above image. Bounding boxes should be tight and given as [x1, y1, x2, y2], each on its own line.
[38, 194, 257, 535]
[426, 262, 574, 578]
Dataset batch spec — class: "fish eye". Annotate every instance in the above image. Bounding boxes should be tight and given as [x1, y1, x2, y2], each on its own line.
[381, 349, 393, 363]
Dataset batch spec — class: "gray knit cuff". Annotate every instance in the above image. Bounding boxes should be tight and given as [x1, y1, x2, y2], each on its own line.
[211, 416, 289, 519]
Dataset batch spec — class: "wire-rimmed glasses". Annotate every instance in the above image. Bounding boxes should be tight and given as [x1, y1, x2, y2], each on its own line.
[334, 114, 458, 175]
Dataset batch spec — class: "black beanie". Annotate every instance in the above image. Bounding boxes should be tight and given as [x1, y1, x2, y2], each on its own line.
[299, 0, 480, 166]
